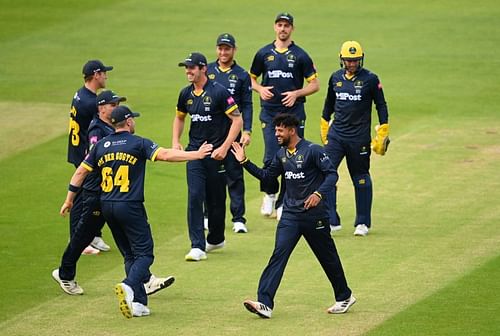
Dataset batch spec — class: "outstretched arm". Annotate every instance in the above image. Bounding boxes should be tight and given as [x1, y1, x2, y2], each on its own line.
[155, 142, 213, 162]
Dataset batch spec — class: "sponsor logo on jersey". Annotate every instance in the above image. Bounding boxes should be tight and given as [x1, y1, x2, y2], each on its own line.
[226, 96, 235, 105]
[336, 92, 362, 101]
[336, 82, 343, 87]
[266, 55, 275, 62]
[320, 153, 330, 163]
[268, 70, 294, 78]
[284, 171, 305, 180]
[191, 114, 212, 122]
[187, 99, 193, 106]
[229, 74, 238, 82]
[104, 141, 111, 148]
[208, 74, 216, 80]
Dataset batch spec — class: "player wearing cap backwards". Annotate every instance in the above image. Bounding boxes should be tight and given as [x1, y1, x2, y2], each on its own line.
[231, 114, 356, 319]
[53, 91, 175, 297]
[250, 12, 320, 219]
[67, 60, 113, 254]
[173, 52, 243, 261]
[60, 106, 213, 318]
[207, 33, 253, 234]
[320, 41, 390, 236]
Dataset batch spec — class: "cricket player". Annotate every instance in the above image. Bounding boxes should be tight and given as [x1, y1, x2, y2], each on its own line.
[173, 52, 243, 262]
[60, 105, 213, 318]
[321, 41, 390, 236]
[67, 60, 113, 254]
[250, 12, 319, 218]
[231, 114, 355, 319]
[53, 91, 174, 297]
[207, 33, 253, 233]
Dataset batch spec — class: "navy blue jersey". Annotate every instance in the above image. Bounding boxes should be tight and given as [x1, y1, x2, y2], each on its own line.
[207, 61, 253, 132]
[250, 41, 318, 110]
[82, 118, 115, 192]
[244, 139, 337, 220]
[176, 80, 238, 150]
[67, 86, 98, 166]
[322, 68, 388, 141]
[82, 131, 161, 202]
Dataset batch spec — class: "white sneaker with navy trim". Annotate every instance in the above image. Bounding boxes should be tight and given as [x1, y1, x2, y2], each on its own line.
[206, 240, 225, 252]
[327, 295, 357, 314]
[51, 268, 84, 295]
[260, 194, 276, 216]
[233, 222, 248, 233]
[91, 236, 111, 252]
[354, 224, 369, 236]
[243, 299, 272, 318]
[144, 274, 175, 295]
[185, 248, 207, 261]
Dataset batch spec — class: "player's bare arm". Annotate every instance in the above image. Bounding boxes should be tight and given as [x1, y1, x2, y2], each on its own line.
[59, 165, 91, 216]
[211, 109, 243, 160]
[172, 113, 186, 150]
[156, 142, 213, 162]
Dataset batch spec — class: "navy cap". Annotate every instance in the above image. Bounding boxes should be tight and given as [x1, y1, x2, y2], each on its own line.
[216, 33, 236, 48]
[111, 105, 140, 124]
[82, 60, 113, 76]
[275, 12, 294, 25]
[96, 90, 127, 106]
[178, 52, 207, 67]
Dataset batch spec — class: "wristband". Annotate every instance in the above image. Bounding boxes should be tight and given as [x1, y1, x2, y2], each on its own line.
[313, 191, 322, 199]
[239, 157, 249, 164]
[68, 184, 80, 193]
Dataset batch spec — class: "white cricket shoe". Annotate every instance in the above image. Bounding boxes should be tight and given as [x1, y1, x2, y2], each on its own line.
[114, 282, 134, 319]
[51, 268, 84, 295]
[81, 245, 100, 255]
[144, 274, 175, 295]
[260, 194, 276, 216]
[327, 295, 357, 314]
[132, 302, 151, 317]
[233, 221, 248, 233]
[185, 248, 207, 261]
[354, 224, 369, 236]
[330, 225, 342, 232]
[206, 240, 225, 252]
[203, 216, 208, 230]
[276, 206, 283, 221]
[91, 236, 111, 252]
[243, 299, 272, 319]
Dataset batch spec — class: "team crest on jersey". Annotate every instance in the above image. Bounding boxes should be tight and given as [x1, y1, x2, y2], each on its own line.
[229, 74, 238, 82]
[281, 156, 287, 163]
[287, 54, 296, 68]
[208, 74, 216, 80]
[354, 80, 363, 94]
[187, 99, 193, 106]
[266, 55, 275, 62]
[203, 96, 212, 105]
[336, 82, 343, 87]
[104, 141, 111, 148]
[296, 154, 304, 168]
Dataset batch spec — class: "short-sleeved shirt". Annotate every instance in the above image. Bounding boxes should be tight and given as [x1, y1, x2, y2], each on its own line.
[82, 131, 161, 202]
[322, 68, 388, 141]
[207, 60, 253, 132]
[67, 86, 97, 166]
[176, 79, 238, 150]
[82, 118, 115, 192]
[243, 139, 338, 221]
[250, 41, 318, 111]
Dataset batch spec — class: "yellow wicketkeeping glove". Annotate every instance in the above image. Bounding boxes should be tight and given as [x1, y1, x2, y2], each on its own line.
[320, 117, 330, 145]
[371, 123, 390, 155]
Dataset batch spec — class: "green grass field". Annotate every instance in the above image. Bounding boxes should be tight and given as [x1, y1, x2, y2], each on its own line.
[1, 0, 499, 335]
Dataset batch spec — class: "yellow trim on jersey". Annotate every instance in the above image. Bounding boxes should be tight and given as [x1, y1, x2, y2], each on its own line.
[218, 66, 231, 73]
[81, 162, 93, 172]
[151, 147, 163, 162]
[287, 148, 297, 156]
[225, 104, 239, 115]
[193, 89, 203, 96]
[176, 110, 187, 118]
[345, 73, 355, 80]
[275, 48, 288, 53]
[306, 73, 318, 82]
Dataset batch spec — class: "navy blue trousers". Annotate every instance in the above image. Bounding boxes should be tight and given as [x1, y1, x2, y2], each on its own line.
[256, 217, 351, 309]
[187, 157, 227, 249]
[324, 136, 373, 227]
[224, 151, 246, 224]
[59, 190, 105, 280]
[101, 201, 153, 306]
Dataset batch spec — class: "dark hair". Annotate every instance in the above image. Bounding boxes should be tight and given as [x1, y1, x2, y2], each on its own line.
[272, 113, 299, 129]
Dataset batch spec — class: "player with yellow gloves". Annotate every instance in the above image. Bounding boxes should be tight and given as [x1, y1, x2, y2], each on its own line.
[321, 41, 389, 236]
